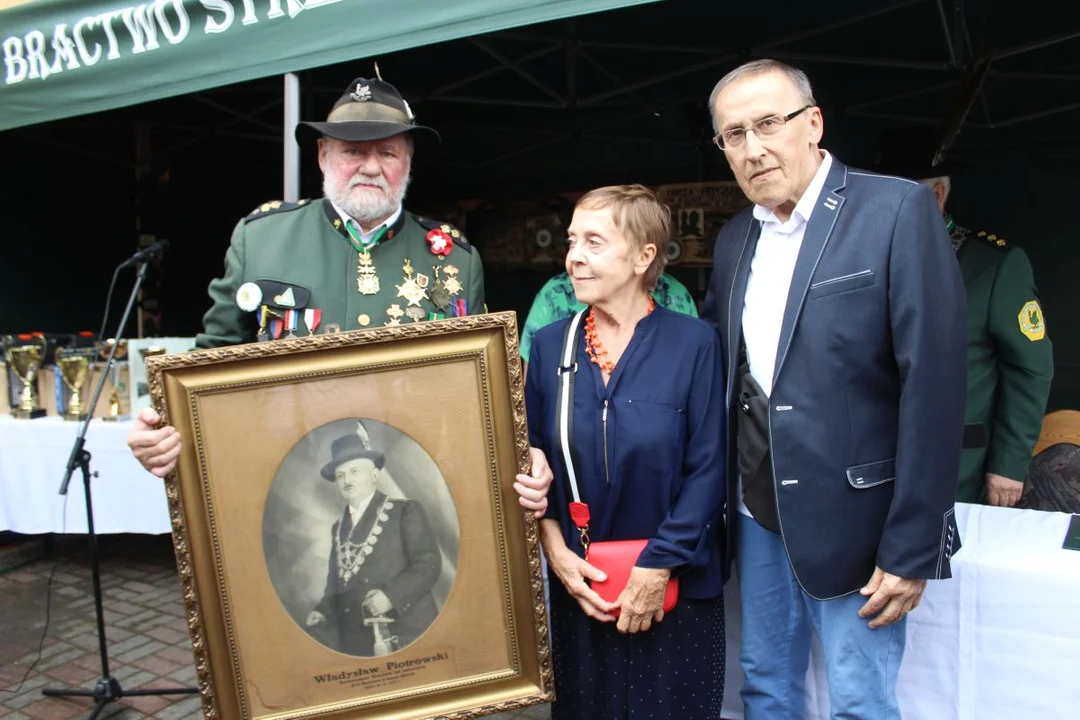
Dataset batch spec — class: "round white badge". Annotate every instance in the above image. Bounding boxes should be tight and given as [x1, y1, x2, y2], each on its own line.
[236, 282, 263, 312]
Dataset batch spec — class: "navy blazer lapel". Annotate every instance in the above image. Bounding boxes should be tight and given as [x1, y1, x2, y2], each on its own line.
[772, 160, 848, 386]
[725, 217, 761, 401]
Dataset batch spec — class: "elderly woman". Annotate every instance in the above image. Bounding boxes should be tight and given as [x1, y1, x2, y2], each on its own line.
[526, 185, 727, 718]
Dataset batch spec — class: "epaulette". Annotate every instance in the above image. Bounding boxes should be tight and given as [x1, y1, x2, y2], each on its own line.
[974, 230, 1009, 252]
[414, 214, 473, 253]
[245, 198, 312, 222]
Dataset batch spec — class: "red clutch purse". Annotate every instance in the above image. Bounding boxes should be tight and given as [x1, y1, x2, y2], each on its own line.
[586, 538, 679, 616]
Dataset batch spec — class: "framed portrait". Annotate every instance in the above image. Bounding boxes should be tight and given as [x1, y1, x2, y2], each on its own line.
[146, 312, 552, 719]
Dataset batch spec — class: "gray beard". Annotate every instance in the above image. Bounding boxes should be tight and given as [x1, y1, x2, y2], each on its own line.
[323, 173, 410, 228]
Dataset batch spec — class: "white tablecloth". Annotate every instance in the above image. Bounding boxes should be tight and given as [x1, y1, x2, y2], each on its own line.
[721, 502, 1080, 719]
[0, 415, 171, 534]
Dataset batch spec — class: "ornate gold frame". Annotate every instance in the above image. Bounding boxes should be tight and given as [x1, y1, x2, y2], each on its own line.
[147, 312, 552, 719]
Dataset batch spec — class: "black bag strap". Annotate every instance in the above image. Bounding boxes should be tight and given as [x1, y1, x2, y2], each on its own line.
[554, 310, 587, 504]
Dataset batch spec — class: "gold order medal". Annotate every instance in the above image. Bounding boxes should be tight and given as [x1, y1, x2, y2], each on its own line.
[236, 282, 262, 312]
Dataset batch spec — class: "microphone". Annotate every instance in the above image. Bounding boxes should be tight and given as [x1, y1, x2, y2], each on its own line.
[118, 239, 169, 269]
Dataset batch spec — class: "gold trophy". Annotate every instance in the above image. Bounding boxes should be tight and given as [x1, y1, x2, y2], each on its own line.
[57, 349, 92, 421]
[98, 339, 130, 421]
[3, 334, 49, 419]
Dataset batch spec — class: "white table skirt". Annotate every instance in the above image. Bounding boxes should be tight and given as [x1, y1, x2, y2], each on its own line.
[721, 502, 1080, 719]
[0, 415, 171, 534]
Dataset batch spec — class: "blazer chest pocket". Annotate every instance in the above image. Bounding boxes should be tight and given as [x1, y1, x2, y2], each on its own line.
[808, 270, 874, 299]
[846, 458, 895, 489]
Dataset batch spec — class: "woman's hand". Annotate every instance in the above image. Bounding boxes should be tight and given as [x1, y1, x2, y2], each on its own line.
[614, 566, 671, 634]
[514, 447, 553, 518]
[548, 545, 619, 622]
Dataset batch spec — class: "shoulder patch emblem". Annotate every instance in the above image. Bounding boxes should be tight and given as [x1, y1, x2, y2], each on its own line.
[1018, 300, 1046, 341]
[246, 199, 310, 221]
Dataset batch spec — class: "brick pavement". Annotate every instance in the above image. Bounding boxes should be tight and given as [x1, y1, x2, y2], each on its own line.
[0, 533, 550, 720]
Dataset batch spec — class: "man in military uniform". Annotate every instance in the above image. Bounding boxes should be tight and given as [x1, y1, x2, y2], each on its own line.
[925, 177, 1054, 505]
[520, 270, 698, 374]
[202, 75, 485, 345]
[127, 76, 488, 475]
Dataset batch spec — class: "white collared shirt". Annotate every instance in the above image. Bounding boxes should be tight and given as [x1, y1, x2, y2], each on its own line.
[331, 201, 403, 247]
[737, 150, 832, 517]
[346, 492, 376, 531]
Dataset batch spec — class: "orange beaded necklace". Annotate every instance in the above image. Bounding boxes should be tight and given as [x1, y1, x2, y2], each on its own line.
[585, 296, 656, 375]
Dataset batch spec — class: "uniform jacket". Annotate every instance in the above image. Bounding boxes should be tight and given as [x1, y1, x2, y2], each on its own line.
[951, 221, 1054, 502]
[315, 491, 441, 655]
[197, 199, 485, 348]
[702, 157, 966, 600]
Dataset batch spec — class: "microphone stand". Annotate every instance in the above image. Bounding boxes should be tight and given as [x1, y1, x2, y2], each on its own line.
[43, 260, 198, 719]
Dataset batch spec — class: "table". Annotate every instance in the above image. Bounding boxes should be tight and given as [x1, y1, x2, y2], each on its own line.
[0, 415, 171, 534]
[721, 502, 1080, 719]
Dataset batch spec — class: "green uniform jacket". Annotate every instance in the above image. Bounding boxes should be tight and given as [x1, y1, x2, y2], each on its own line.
[953, 220, 1054, 502]
[197, 199, 485, 348]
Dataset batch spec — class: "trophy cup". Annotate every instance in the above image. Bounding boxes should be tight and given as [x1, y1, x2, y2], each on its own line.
[3, 334, 48, 419]
[98, 338, 130, 421]
[57, 349, 92, 421]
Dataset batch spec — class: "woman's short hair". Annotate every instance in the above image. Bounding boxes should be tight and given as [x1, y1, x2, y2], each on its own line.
[574, 184, 672, 290]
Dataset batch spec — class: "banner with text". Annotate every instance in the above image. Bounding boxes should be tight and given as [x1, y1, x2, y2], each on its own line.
[0, 0, 657, 131]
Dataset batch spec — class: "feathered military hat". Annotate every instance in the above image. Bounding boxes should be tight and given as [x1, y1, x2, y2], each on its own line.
[320, 420, 386, 481]
[297, 72, 439, 145]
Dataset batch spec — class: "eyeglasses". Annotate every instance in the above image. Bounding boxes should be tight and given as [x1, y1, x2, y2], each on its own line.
[712, 105, 813, 150]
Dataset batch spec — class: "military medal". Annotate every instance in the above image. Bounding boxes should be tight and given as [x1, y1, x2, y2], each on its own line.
[324, 323, 341, 334]
[256, 305, 270, 342]
[443, 265, 463, 296]
[283, 309, 299, 338]
[406, 306, 425, 323]
[426, 227, 453, 258]
[357, 251, 380, 295]
[344, 219, 383, 295]
[269, 317, 284, 340]
[430, 266, 452, 312]
[396, 259, 428, 307]
[304, 308, 322, 335]
[385, 304, 404, 326]
[236, 282, 262, 312]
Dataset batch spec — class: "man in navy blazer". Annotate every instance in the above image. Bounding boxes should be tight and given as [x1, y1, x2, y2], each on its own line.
[701, 60, 966, 718]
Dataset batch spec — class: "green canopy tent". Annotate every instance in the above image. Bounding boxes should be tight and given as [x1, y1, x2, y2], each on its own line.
[0, 0, 660, 196]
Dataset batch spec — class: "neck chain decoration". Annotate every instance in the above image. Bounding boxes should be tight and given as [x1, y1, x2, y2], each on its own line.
[585, 296, 656, 375]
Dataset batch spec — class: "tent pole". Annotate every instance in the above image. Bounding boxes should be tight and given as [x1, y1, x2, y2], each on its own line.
[284, 73, 300, 202]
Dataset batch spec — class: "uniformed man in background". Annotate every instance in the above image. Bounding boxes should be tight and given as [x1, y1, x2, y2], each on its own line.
[877, 131, 1054, 506]
[921, 171, 1054, 505]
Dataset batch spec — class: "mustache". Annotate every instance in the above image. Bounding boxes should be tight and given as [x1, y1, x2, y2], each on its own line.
[348, 175, 389, 191]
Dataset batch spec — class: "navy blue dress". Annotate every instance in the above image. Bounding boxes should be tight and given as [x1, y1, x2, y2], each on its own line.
[526, 306, 728, 719]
